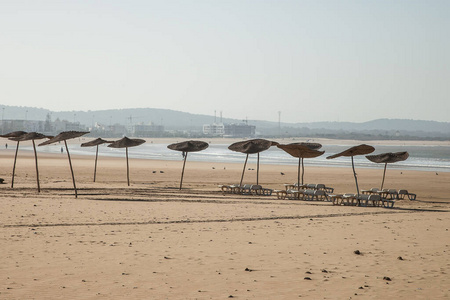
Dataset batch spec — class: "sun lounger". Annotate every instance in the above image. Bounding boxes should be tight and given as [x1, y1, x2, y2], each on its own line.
[313, 189, 329, 201]
[398, 190, 416, 200]
[361, 187, 380, 195]
[303, 189, 329, 201]
[274, 189, 287, 199]
[380, 198, 395, 208]
[303, 189, 316, 200]
[284, 183, 307, 191]
[359, 194, 381, 207]
[218, 184, 243, 194]
[249, 184, 273, 196]
[329, 194, 344, 205]
[315, 184, 334, 193]
[218, 184, 234, 193]
[285, 189, 305, 200]
[383, 189, 399, 200]
[342, 194, 360, 206]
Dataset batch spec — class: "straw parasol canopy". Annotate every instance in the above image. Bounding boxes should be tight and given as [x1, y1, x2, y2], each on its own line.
[277, 143, 324, 188]
[8, 132, 51, 192]
[81, 138, 113, 182]
[285, 142, 322, 151]
[38, 131, 89, 198]
[10, 132, 50, 141]
[0, 131, 27, 138]
[327, 144, 375, 159]
[326, 144, 375, 196]
[80, 138, 111, 147]
[108, 137, 146, 186]
[167, 140, 209, 152]
[228, 139, 275, 154]
[366, 151, 409, 190]
[108, 137, 145, 149]
[39, 131, 90, 146]
[228, 139, 278, 186]
[167, 140, 209, 189]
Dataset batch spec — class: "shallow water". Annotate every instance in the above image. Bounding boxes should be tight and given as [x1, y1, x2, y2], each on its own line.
[28, 143, 450, 173]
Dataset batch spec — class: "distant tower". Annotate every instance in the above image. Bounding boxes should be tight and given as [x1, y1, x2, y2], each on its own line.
[220, 111, 223, 123]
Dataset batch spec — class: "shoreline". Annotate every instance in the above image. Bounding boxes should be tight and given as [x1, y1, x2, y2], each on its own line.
[1, 150, 449, 202]
[1, 149, 449, 299]
[3, 136, 450, 146]
[3, 136, 450, 174]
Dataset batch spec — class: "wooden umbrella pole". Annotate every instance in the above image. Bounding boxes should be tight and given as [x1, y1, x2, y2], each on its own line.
[65, 140, 77, 198]
[179, 153, 187, 190]
[351, 156, 360, 196]
[380, 163, 387, 190]
[297, 157, 301, 188]
[126, 147, 130, 186]
[301, 157, 305, 185]
[239, 154, 249, 187]
[94, 145, 99, 182]
[257, 153, 260, 185]
[11, 141, 20, 188]
[32, 140, 40, 193]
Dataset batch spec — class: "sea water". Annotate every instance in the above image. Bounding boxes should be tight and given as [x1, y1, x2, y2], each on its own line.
[28, 143, 450, 173]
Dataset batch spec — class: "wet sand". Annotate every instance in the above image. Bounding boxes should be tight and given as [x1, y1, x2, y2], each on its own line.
[1, 146, 449, 299]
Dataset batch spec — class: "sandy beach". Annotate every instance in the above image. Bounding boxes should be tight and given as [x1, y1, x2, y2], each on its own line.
[1, 142, 449, 299]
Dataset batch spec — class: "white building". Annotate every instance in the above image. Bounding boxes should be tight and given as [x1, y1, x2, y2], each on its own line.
[203, 123, 225, 136]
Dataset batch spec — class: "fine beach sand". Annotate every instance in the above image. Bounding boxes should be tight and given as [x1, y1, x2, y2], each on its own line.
[1, 140, 449, 299]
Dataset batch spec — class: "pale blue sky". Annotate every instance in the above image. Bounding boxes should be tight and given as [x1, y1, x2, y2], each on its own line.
[1, 0, 449, 123]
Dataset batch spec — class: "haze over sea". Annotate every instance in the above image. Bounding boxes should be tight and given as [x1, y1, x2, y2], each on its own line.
[27, 143, 450, 173]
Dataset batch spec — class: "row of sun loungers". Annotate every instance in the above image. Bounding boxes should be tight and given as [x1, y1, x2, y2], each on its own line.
[328, 193, 395, 208]
[219, 183, 415, 208]
[218, 184, 273, 196]
[274, 188, 330, 201]
[361, 187, 416, 200]
[282, 183, 334, 193]
[274, 183, 334, 201]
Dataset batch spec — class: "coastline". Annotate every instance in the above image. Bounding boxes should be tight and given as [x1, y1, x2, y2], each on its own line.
[5, 137, 450, 173]
[1, 143, 449, 299]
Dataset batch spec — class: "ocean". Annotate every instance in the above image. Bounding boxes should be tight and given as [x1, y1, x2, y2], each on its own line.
[26, 142, 450, 173]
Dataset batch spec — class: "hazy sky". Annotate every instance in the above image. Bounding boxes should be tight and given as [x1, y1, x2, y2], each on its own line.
[1, 0, 449, 123]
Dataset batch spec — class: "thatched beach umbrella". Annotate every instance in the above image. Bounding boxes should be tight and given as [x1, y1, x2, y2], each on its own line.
[167, 140, 209, 190]
[108, 137, 145, 186]
[9, 132, 51, 192]
[228, 139, 277, 186]
[277, 143, 324, 188]
[366, 151, 409, 190]
[81, 138, 112, 182]
[1, 131, 27, 188]
[326, 144, 375, 196]
[39, 131, 89, 198]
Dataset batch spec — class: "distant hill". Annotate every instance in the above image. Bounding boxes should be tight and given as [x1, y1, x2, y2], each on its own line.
[1, 105, 449, 138]
[293, 119, 450, 132]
